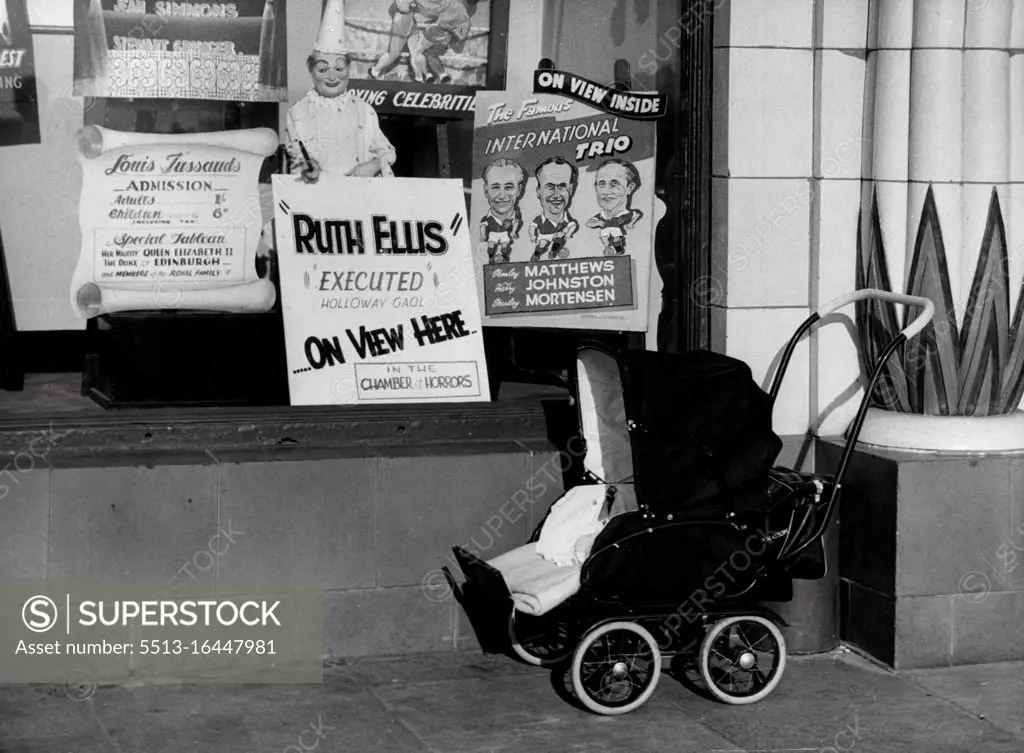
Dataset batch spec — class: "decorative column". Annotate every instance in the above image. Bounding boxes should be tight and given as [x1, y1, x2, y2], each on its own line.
[857, 0, 1024, 451]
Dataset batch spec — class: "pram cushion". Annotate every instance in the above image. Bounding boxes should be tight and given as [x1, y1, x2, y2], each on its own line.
[487, 484, 638, 616]
[487, 486, 606, 617]
[488, 543, 581, 617]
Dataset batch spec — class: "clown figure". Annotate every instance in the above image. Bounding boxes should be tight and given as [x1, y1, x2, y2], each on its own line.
[528, 157, 580, 261]
[284, 0, 396, 182]
[585, 159, 643, 255]
[258, 0, 396, 272]
[479, 158, 526, 264]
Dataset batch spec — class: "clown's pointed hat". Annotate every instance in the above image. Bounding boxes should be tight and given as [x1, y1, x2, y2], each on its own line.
[314, 0, 347, 55]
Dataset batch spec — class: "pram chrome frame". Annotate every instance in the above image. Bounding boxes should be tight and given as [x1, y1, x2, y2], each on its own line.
[444, 288, 935, 715]
[763, 288, 935, 572]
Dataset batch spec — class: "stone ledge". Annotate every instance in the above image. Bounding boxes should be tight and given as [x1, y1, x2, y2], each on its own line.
[0, 388, 571, 462]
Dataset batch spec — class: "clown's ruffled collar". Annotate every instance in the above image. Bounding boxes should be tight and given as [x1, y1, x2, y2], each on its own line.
[307, 90, 355, 109]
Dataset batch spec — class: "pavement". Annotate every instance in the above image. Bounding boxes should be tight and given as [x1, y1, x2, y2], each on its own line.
[0, 648, 1022, 752]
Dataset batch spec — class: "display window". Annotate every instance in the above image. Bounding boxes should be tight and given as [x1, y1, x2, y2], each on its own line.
[0, 0, 710, 412]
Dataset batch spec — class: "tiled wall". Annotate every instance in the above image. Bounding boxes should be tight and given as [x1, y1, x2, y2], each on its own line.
[712, 0, 870, 437]
[717, 0, 1024, 671]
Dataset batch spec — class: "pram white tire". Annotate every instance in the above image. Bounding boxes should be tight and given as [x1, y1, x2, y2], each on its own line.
[699, 616, 786, 705]
[508, 610, 546, 666]
[571, 621, 662, 715]
[508, 609, 577, 667]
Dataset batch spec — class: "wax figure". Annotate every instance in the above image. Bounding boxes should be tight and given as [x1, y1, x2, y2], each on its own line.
[284, 0, 396, 183]
[585, 159, 643, 256]
[528, 157, 580, 261]
[479, 158, 526, 264]
[259, 0, 396, 269]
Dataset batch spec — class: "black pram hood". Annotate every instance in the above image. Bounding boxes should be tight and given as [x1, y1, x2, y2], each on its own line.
[609, 347, 783, 518]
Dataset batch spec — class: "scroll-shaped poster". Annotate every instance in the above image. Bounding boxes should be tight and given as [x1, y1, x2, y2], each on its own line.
[70, 126, 278, 317]
[273, 175, 490, 406]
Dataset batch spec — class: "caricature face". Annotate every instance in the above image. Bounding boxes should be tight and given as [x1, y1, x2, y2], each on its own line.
[483, 165, 523, 217]
[536, 162, 575, 220]
[595, 163, 635, 215]
[309, 53, 349, 98]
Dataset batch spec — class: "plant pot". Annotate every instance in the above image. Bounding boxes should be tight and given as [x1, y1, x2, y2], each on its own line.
[854, 408, 1024, 454]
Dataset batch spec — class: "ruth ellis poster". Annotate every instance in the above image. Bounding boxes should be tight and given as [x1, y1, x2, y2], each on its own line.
[470, 92, 657, 332]
[273, 175, 490, 406]
[73, 0, 287, 102]
[0, 0, 40, 147]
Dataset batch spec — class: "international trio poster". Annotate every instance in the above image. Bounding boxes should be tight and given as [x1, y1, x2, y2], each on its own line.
[469, 89, 658, 332]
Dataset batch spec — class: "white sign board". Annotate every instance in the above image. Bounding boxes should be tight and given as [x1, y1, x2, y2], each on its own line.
[70, 126, 278, 317]
[272, 175, 491, 406]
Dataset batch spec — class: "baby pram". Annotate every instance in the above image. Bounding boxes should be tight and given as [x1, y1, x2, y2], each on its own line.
[444, 289, 934, 715]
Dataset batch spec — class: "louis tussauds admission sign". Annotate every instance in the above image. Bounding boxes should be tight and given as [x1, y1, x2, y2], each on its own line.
[70, 126, 278, 317]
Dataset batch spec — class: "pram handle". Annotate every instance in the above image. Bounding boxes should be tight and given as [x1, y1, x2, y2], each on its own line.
[764, 287, 935, 535]
[769, 289, 934, 401]
[817, 289, 935, 341]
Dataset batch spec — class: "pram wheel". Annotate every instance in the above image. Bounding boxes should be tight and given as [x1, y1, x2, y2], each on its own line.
[509, 609, 571, 667]
[570, 621, 661, 715]
[698, 616, 786, 705]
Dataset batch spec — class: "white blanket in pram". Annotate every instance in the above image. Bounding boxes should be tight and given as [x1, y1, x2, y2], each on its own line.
[488, 485, 627, 616]
[534, 485, 610, 566]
